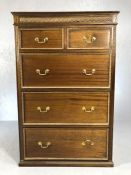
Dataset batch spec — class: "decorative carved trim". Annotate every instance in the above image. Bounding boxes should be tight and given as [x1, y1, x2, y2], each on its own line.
[14, 15, 118, 25]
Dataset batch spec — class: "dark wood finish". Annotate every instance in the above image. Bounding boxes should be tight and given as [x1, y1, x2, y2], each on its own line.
[12, 11, 119, 167]
[23, 92, 109, 124]
[21, 54, 110, 87]
[68, 27, 111, 49]
[19, 160, 113, 167]
[20, 28, 63, 49]
[24, 128, 108, 160]
[12, 11, 119, 26]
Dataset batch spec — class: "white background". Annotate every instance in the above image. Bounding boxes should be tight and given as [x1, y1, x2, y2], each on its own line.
[0, 1, 131, 174]
[0, 0, 130, 123]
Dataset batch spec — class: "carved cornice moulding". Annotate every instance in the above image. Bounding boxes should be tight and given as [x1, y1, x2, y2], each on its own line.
[12, 12, 119, 26]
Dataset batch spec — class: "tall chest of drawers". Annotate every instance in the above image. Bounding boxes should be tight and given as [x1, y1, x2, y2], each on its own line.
[12, 11, 119, 167]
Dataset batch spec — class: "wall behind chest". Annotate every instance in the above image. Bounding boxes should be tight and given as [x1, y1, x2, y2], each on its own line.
[0, 0, 130, 121]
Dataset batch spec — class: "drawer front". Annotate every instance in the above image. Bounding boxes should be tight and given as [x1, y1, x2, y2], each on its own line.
[24, 128, 108, 160]
[20, 28, 63, 49]
[67, 27, 111, 49]
[23, 92, 109, 125]
[21, 54, 110, 88]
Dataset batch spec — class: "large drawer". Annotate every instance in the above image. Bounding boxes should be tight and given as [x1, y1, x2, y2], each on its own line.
[20, 28, 63, 49]
[24, 128, 108, 160]
[67, 27, 111, 49]
[23, 92, 109, 125]
[21, 54, 111, 88]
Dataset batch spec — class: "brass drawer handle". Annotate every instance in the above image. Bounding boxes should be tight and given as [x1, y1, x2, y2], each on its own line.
[36, 69, 50, 76]
[82, 68, 96, 76]
[82, 106, 95, 113]
[38, 141, 51, 149]
[37, 106, 50, 113]
[83, 34, 96, 44]
[34, 37, 48, 44]
[82, 139, 94, 146]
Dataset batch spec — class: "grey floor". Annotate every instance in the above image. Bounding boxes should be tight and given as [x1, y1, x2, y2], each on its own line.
[0, 121, 131, 175]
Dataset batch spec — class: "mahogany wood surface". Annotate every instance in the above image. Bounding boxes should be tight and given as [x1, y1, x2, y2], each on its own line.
[23, 92, 109, 124]
[24, 128, 108, 160]
[20, 28, 63, 49]
[68, 27, 111, 49]
[12, 11, 119, 167]
[21, 54, 110, 87]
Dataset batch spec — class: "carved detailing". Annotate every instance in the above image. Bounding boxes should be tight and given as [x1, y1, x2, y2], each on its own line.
[15, 16, 117, 25]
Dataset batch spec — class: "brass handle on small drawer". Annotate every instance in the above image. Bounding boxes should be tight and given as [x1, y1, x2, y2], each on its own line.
[37, 106, 50, 113]
[82, 139, 94, 146]
[36, 69, 50, 76]
[82, 69, 96, 76]
[82, 106, 95, 113]
[38, 141, 51, 149]
[83, 35, 96, 44]
[34, 37, 48, 44]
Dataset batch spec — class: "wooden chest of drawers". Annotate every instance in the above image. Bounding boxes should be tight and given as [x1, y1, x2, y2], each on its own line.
[12, 11, 119, 167]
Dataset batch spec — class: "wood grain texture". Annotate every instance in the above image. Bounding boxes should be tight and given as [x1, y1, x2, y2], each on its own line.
[20, 28, 63, 49]
[21, 54, 110, 87]
[68, 27, 111, 49]
[23, 92, 109, 124]
[24, 128, 108, 160]
[12, 11, 119, 167]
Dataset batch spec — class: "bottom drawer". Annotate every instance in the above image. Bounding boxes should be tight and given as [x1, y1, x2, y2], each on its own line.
[23, 128, 108, 160]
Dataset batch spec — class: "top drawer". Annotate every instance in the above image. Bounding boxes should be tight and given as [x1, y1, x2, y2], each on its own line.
[67, 27, 111, 50]
[20, 28, 63, 49]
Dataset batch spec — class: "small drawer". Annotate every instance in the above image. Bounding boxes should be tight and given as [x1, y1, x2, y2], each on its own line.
[21, 54, 110, 88]
[20, 28, 63, 49]
[24, 128, 108, 160]
[23, 92, 109, 125]
[67, 27, 111, 49]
